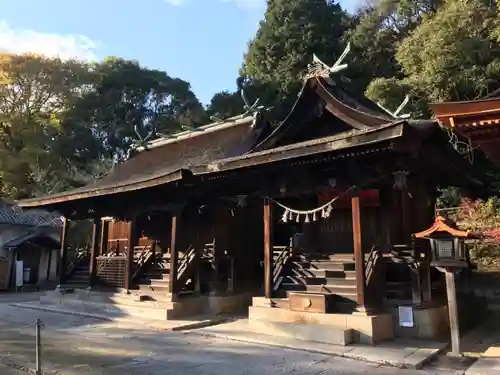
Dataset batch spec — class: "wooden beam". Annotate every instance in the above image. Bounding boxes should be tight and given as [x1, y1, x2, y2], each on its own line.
[168, 214, 179, 301]
[124, 218, 138, 291]
[89, 218, 102, 287]
[264, 197, 273, 299]
[352, 195, 366, 308]
[58, 217, 69, 286]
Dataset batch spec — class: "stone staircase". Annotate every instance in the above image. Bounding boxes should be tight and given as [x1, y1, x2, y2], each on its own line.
[275, 253, 369, 312]
[135, 252, 173, 301]
[63, 255, 90, 289]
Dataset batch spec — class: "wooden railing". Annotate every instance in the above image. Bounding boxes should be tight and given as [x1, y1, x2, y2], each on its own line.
[95, 256, 126, 288]
[66, 248, 88, 276]
[365, 245, 382, 283]
[178, 245, 196, 284]
[273, 245, 292, 291]
[132, 246, 154, 281]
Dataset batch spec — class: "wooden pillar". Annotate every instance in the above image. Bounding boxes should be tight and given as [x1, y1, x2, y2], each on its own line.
[444, 268, 461, 356]
[410, 266, 423, 305]
[89, 218, 102, 287]
[168, 214, 179, 301]
[421, 261, 432, 304]
[352, 195, 367, 310]
[124, 218, 138, 291]
[263, 197, 273, 299]
[99, 219, 108, 256]
[58, 217, 69, 286]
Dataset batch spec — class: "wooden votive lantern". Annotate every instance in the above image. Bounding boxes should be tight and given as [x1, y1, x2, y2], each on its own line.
[413, 216, 476, 268]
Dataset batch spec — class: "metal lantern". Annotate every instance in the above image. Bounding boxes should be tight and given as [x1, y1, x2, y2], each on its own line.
[413, 216, 475, 267]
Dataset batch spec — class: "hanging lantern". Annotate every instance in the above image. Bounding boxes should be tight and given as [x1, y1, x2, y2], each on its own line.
[288, 211, 294, 220]
[313, 212, 317, 221]
[295, 213, 300, 223]
[304, 214, 310, 223]
[282, 210, 288, 223]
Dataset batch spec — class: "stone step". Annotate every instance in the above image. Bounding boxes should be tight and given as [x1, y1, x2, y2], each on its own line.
[304, 277, 356, 286]
[40, 295, 174, 320]
[306, 284, 357, 300]
[248, 319, 353, 346]
[301, 268, 357, 278]
[280, 283, 307, 291]
[309, 262, 355, 271]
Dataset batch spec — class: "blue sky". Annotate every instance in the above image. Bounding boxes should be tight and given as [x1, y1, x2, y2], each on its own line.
[0, 0, 356, 105]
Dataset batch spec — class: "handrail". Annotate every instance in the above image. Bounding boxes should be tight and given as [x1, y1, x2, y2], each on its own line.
[365, 245, 381, 284]
[272, 246, 292, 291]
[132, 246, 154, 281]
[177, 245, 196, 281]
[66, 248, 87, 275]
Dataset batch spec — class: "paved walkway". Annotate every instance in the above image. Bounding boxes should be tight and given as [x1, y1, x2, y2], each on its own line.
[0, 303, 457, 375]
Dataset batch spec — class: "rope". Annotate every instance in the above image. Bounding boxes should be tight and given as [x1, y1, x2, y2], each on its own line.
[265, 175, 388, 223]
[267, 185, 358, 216]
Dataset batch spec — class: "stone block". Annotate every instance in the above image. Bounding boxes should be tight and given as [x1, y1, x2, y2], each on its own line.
[249, 319, 353, 346]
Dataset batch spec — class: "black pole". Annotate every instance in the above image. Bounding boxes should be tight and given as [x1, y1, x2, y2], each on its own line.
[35, 317, 41, 375]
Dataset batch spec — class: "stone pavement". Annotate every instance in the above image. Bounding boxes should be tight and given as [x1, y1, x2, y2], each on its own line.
[189, 319, 447, 369]
[0, 303, 458, 375]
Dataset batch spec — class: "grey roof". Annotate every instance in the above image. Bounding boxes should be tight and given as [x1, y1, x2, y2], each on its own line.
[0, 201, 62, 228]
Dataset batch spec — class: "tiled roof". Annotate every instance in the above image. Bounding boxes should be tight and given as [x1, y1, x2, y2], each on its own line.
[0, 201, 62, 228]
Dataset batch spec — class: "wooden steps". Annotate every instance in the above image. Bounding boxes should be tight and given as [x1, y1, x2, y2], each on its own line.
[275, 253, 361, 311]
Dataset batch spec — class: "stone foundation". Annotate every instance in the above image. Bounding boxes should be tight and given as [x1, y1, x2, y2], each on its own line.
[41, 290, 254, 321]
[389, 305, 449, 341]
[250, 297, 394, 345]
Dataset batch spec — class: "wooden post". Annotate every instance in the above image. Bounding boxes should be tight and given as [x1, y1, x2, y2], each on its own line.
[410, 266, 423, 305]
[89, 218, 101, 287]
[263, 197, 273, 299]
[352, 195, 367, 310]
[124, 218, 138, 291]
[228, 257, 235, 293]
[443, 268, 461, 357]
[421, 261, 432, 304]
[99, 219, 107, 256]
[168, 214, 179, 301]
[58, 217, 69, 286]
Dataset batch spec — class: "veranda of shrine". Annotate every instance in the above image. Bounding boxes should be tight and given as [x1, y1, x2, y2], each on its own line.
[19, 51, 497, 345]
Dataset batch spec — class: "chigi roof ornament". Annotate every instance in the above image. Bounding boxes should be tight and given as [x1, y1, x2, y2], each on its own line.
[240, 89, 271, 128]
[376, 94, 412, 119]
[306, 42, 351, 81]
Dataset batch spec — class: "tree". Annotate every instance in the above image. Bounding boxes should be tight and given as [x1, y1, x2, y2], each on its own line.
[366, 0, 500, 117]
[241, 0, 349, 113]
[72, 57, 207, 163]
[346, 0, 442, 93]
[206, 91, 244, 120]
[0, 53, 94, 199]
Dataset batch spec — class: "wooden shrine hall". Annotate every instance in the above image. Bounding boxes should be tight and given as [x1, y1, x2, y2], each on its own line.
[19, 53, 496, 345]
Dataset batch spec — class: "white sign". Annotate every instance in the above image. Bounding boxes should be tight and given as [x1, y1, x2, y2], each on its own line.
[398, 306, 414, 327]
[15, 260, 23, 287]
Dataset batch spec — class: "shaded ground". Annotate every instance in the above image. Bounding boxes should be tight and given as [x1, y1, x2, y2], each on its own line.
[0, 303, 460, 375]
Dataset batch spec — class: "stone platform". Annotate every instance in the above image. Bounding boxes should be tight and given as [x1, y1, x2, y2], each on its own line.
[16, 289, 253, 321]
[465, 345, 500, 375]
[250, 297, 394, 345]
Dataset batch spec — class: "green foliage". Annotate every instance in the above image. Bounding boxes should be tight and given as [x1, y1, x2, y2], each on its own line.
[242, 0, 348, 112]
[0, 53, 205, 200]
[366, 0, 500, 116]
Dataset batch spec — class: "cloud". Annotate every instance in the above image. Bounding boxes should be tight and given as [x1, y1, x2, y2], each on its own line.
[0, 21, 100, 61]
